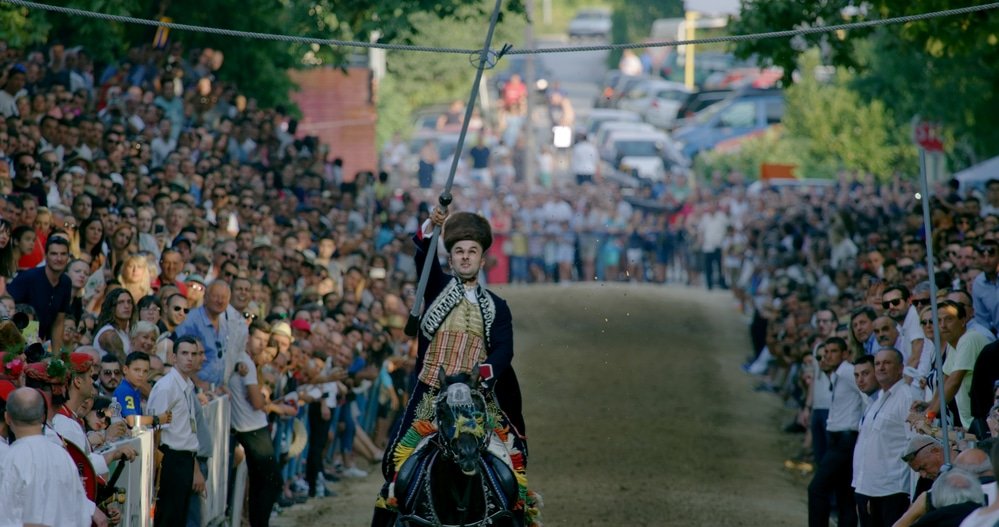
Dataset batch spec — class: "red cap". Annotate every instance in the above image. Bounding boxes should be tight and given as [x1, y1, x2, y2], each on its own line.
[68, 352, 94, 375]
[0, 379, 15, 401]
[290, 319, 311, 333]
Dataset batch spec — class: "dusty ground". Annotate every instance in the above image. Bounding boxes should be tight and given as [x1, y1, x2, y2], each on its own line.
[274, 283, 807, 526]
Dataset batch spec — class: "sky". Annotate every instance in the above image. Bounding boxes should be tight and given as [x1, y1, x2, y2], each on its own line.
[686, 0, 740, 15]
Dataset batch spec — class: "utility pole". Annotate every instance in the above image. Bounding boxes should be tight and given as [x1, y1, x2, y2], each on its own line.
[684, 11, 698, 90]
[523, 0, 538, 188]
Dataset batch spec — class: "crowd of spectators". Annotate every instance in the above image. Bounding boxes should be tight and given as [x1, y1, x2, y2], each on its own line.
[10, 25, 999, 527]
[721, 175, 999, 526]
[0, 33, 730, 526]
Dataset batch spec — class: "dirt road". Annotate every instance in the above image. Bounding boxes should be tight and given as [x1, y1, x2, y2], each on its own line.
[274, 284, 806, 526]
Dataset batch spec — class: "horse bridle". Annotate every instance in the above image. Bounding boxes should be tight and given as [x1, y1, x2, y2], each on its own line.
[433, 384, 490, 461]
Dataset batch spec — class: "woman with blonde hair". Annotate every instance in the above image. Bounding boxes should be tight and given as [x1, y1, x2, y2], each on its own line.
[129, 320, 160, 354]
[118, 254, 153, 303]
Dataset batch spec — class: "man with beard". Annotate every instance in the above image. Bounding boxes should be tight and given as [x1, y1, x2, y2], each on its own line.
[372, 209, 535, 527]
[881, 284, 925, 368]
[96, 354, 122, 397]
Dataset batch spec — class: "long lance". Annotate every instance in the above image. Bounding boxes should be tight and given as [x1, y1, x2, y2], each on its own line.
[405, 0, 509, 337]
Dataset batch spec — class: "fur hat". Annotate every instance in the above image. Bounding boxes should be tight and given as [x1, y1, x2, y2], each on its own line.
[0, 321, 25, 356]
[443, 212, 492, 253]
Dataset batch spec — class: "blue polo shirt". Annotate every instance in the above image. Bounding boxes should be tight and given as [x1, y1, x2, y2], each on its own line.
[113, 379, 143, 418]
[7, 266, 72, 340]
[174, 306, 227, 387]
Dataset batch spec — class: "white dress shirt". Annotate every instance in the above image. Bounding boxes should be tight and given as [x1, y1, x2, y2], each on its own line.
[827, 361, 865, 432]
[52, 412, 110, 476]
[852, 379, 914, 496]
[147, 367, 199, 452]
[0, 434, 95, 527]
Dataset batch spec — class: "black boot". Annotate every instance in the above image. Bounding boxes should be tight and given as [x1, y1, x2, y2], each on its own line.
[371, 506, 398, 527]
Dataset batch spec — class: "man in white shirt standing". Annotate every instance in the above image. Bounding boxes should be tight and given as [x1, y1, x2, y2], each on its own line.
[229, 331, 282, 526]
[808, 336, 864, 527]
[0, 387, 99, 527]
[882, 284, 925, 370]
[698, 200, 729, 291]
[852, 348, 914, 527]
[148, 335, 207, 527]
[570, 133, 599, 185]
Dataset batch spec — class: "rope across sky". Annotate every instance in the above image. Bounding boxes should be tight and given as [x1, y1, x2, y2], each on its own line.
[3, 0, 999, 57]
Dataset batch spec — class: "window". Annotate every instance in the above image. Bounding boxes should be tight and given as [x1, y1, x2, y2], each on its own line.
[765, 99, 785, 124]
[717, 101, 755, 128]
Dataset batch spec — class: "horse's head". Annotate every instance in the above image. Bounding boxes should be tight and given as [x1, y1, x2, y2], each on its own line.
[435, 366, 490, 476]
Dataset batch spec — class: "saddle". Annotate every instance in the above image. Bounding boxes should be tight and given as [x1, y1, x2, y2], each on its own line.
[395, 434, 520, 514]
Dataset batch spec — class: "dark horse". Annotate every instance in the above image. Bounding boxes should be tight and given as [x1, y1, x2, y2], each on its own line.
[395, 367, 523, 527]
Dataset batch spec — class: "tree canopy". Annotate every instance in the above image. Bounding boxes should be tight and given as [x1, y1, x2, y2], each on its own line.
[1, 0, 516, 107]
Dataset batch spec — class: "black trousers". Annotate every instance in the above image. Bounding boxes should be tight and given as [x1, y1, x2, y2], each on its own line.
[702, 248, 725, 290]
[306, 402, 332, 496]
[856, 492, 911, 527]
[808, 431, 858, 527]
[234, 427, 282, 526]
[156, 446, 196, 527]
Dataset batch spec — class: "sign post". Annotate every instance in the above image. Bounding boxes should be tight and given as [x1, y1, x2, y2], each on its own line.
[914, 117, 952, 468]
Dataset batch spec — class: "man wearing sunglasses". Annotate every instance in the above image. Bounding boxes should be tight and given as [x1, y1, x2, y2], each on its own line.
[881, 284, 925, 374]
[972, 240, 999, 339]
[96, 354, 122, 398]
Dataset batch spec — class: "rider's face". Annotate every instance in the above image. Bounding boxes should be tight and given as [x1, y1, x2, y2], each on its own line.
[449, 241, 483, 282]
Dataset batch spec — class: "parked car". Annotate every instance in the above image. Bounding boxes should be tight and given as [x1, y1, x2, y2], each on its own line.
[568, 8, 613, 40]
[672, 89, 785, 159]
[582, 108, 642, 136]
[601, 130, 688, 182]
[595, 121, 657, 156]
[604, 74, 650, 109]
[674, 89, 732, 125]
[615, 79, 692, 129]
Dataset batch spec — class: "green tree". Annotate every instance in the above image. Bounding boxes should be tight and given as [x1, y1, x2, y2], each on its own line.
[375, 6, 526, 144]
[730, 0, 999, 166]
[697, 51, 916, 180]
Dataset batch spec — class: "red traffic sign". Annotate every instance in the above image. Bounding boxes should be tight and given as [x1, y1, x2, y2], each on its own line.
[914, 121, 944, 152]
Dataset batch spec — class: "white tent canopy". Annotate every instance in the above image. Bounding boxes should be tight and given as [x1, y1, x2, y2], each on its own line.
[955, 155, 999, 189]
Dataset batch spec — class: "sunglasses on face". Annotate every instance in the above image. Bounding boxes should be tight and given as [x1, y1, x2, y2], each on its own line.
[912, 298, 930, 307]
[981, 248, 999, 256]
[172, 306, 190, 313]
[882, 298, 904, 309]
[920, 319, 935, 327]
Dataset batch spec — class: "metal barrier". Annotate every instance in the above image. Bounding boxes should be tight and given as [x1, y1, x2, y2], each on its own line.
[100, 396, 249, 527]
[100, 429, 155, 527]
[200, 395, 231, 527]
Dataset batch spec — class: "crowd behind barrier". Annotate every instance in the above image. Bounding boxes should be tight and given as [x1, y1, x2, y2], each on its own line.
[6, 28, 999, 527]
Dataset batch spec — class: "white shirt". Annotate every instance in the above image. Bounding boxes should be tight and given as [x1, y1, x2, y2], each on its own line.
[0, 434, 95, 527]
[52, 412, 110, 476]
[900, 306, 924, 364]
[0, 90, 19, 118]
[852, 379, 914, 496]
[811, 357, 832, 411]
[827, 361, 865, 432]
[959, 505, 999, 527]
[147, 367, 200, 452]
[698, 211, 729, 252]
[228, 351, 268, 432]
[570, 140, 599, 175]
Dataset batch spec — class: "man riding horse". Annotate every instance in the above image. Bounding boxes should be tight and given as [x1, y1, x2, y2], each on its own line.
[372, 207, 539, 527]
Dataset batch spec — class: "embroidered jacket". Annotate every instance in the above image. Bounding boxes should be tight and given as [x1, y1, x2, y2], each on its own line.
[413, 232, 515, 388]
